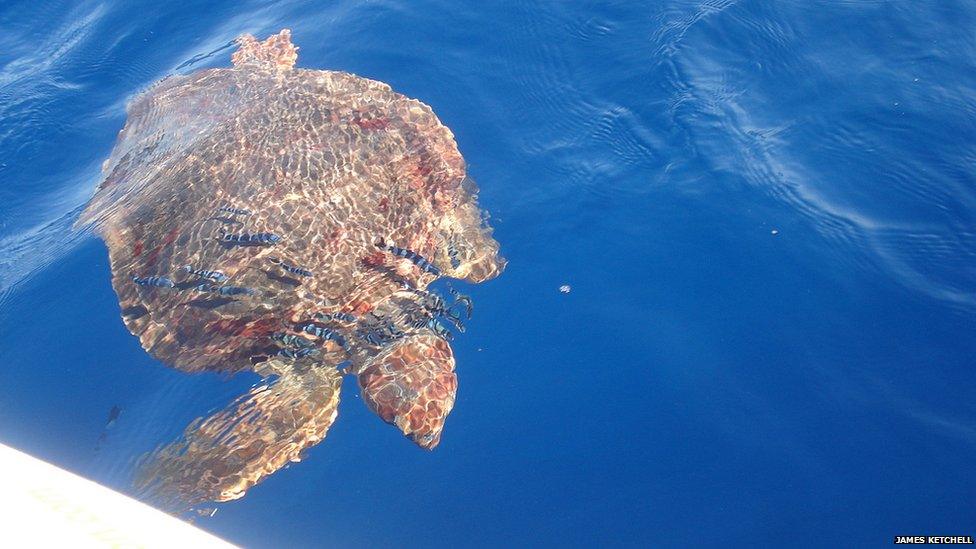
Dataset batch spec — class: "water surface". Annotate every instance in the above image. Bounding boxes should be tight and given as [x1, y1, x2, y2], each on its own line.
[1, 1, 974, 546]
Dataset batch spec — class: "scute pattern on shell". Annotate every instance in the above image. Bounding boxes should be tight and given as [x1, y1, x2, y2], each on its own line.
[81, 29, 505, 509]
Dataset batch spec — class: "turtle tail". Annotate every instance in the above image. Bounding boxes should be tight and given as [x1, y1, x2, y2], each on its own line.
[134, 365, 341, 511]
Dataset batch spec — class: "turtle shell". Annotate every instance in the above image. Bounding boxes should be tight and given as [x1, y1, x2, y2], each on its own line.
[81, 29, 504, 375]
[81, 30, 505, 507]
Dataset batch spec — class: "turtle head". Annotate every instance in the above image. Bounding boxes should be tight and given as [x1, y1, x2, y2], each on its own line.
[357, 334, 457, 450]
[435, 177, 506, 283]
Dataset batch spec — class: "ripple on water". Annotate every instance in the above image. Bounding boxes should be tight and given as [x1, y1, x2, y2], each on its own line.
[486, 2, 669, 206]
[655, 0, 976, 311]
[0, 206, 90, 309]
[869, 229, 976, 308]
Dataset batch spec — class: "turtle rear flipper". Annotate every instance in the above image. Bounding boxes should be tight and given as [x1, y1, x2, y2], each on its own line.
[357, 334, 457, 449]
[231, 29, 298, 72]
[135, 365, 341, 510]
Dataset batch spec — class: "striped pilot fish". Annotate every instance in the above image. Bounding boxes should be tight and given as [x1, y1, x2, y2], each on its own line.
[271, 332, 317, 349]
[181, 264, 229, 283]
[269, 257, 312, 277]
[446, 282, 474, 320]
[376, 237, 442, 276]
[312, 311, 357, 324]
[131, 274, 176, 288]
[219, 231, 281, 246]
[426, 318, 454, 341]
[195, 283, 258, 296]
[300, 322, 348, 348]
[276, 347, 319, 359]
[216, 205, 252, 216]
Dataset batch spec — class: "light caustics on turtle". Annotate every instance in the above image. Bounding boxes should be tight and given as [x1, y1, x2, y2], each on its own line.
[77, 29, 505, 510]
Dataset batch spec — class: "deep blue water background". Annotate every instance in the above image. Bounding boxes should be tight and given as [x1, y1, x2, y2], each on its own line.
[2, 1, 975, 547]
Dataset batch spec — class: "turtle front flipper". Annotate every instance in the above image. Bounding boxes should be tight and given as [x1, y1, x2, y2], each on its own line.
[357, 334, 457, 449]
[135, 364, 341, 510]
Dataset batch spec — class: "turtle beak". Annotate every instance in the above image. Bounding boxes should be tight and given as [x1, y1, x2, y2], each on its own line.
[358, 334, 457, 450]
[413, 429, 442, 450]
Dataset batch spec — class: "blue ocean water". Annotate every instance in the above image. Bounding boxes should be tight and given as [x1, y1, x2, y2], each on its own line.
[1, 0, 975, 546]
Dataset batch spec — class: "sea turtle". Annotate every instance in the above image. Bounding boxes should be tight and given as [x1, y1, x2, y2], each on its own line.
[78, 30, 505, 509]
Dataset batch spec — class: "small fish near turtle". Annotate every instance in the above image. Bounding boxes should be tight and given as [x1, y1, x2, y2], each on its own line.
[77, 29, 505, 510]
